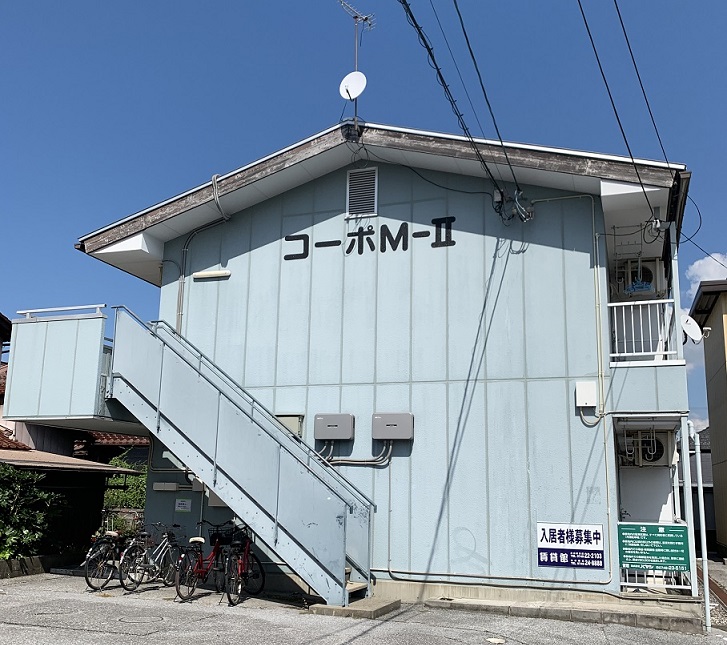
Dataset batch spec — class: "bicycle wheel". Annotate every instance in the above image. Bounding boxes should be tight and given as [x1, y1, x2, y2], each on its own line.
[243, 553, 265, 596]
[226, 553, 243, 606]
[175, 550, 199, 601]
[84, 542, 115, 590]
[213, 552, 226, 593]
[161, 548, 176, 587]
[119, 544, 146, 591]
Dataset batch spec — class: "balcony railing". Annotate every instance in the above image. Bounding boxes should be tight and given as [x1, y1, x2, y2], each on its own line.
[608, 299, 678, 364]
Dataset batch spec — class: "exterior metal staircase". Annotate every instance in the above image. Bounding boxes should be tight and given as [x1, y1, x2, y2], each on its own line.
[108, 307, 375, 606]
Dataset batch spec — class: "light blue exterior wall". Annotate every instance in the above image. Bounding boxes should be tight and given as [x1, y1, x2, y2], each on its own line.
[4, 314, 106, 419]
[155, 164, 627, 590]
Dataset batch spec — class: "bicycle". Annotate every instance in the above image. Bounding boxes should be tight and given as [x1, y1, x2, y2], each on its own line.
[175, 520, 233, 601]
[118, 522, 182, 591]
[83, 509, 137, 590]
[83, 529, 128, 590]
[225, 523, 265, 605]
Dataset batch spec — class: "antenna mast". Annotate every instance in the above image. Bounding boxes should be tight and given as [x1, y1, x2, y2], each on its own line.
[339, 0, 374, 71]
[338, 1, 374, 131]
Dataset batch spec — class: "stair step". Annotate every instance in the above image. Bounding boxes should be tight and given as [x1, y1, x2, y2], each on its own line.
[346, 581, 368, 594]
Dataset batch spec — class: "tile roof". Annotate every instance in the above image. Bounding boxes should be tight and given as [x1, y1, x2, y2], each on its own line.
[88, 432, 150, 447]
[0, 434, 31, 450]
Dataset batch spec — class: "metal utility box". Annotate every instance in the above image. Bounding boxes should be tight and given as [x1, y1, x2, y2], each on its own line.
[372, 413, 414, 440]
[314, 414, 355, 441]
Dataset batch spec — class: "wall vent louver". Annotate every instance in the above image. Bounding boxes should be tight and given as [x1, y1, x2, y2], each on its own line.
[347, 168, 377, 217]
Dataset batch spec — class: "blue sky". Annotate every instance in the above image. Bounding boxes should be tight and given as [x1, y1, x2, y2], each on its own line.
[2, 1, 725, 425]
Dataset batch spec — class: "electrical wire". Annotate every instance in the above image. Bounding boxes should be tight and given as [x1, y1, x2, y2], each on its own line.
[684, 238, 727, 272]
[576, 0, 655, 218]
[612, 0, 672, 176]
[428, 0, 487, 139]
[361, 142, 496, 198]
[680, 196, 703, 243]
[450, 0, 520, 192]
[395, 0, 505, 211]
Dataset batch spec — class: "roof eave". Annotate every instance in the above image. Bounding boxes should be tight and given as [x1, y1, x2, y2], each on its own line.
[77, 121, 688, 285]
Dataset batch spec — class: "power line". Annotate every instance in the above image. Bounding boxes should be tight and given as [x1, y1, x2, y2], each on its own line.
[610, 3, 723, 276]
[395, 0, 504, 207]
[685, 238, 727, 272]
[680, 196, 703, 244]
[612, 0, 672, 174]
[450, 0, 521, 192]
[427, 0, 487, 139]
[576, 0, 655, 218]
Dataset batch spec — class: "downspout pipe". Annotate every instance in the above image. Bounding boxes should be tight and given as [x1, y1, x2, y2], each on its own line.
[689, 420, 711, 634]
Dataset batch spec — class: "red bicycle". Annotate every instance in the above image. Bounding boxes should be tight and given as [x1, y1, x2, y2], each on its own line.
[225, 523, 265, 605]
[175, 520, 233, 601]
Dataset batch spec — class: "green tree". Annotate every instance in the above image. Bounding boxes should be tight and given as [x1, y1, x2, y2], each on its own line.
[103, 450, 147, 510]
[0, 464, 63, 559]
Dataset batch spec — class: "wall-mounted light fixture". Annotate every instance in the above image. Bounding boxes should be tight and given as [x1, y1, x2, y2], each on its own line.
[192, 269, 231, 280]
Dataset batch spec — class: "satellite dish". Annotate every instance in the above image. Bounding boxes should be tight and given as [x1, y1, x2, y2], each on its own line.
[680, 314, 703, 343]
[339, 71, 367, 101]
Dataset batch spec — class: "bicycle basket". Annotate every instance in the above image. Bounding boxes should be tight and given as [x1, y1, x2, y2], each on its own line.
[209, 527, 235, 546]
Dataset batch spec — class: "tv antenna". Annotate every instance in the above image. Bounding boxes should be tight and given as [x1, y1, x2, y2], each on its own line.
[338, 1, 374, 130]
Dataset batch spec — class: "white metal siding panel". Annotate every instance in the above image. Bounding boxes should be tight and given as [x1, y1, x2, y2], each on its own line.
[376, 204, 412, 384]
[215, 217, 252, 381]
[446, 380, 488, 575]
[524, 219, 567, 379]
[563, 200, 601, 376]
[411, 199, 447, 382]
[483, 218, 526, 380]
[487, 380, 529, 576]
[244, 201, 282, 387]
[409, 382, 449, 573]
[277, 214, 313, 386]
[308, 211, 344, 385]
[341, 223, 376, 384]
[446, 192, 486, 382]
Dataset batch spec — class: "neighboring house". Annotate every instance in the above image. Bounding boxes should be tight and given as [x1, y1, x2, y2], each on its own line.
[0, 427, 138, 549]
[74, 431, 149, 465]
[689, 280, 727, 553]
[0, 312, 141, 549]
[4, 122, 697, 605]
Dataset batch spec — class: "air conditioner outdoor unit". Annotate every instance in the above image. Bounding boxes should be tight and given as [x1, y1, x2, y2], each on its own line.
[615, 259, 665, 299]
[618, 431, 675, 467]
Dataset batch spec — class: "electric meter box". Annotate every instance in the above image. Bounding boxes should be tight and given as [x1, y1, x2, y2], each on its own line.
[314, 414, 355, 441]
[372, 413, 414, 440]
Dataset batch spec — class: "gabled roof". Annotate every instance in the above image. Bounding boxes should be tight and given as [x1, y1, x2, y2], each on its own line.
[76, 121, 690, 286]
[689, 280, 727, 328]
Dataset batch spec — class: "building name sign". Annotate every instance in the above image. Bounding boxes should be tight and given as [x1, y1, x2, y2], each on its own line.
[537, 522, 605, 569]
[283, 217, 456, 261]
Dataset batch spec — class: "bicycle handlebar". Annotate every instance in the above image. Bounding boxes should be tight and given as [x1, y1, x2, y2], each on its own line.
[196, 519, 233, 529]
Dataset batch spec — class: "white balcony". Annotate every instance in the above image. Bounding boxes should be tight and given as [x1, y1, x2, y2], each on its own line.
[608, 299, 681, 366]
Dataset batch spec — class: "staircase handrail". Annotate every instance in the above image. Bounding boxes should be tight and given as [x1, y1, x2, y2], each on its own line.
[112, 306, 375, 512]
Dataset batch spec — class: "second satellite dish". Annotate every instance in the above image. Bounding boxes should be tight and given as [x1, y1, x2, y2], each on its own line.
[340, 71, 367, 101]
[680, 313, 704, 343]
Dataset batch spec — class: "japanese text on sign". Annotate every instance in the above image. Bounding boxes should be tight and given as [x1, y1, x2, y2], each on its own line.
[618, 523, 690, 572]
[537, 522, 605, 570]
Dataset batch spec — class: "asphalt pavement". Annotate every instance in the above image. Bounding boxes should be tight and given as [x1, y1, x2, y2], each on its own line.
[2, 573, 727, 645]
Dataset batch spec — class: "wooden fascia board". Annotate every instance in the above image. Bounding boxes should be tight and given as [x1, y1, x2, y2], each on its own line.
[361, 127, 677, 188]
[81, 128, 347, 254]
